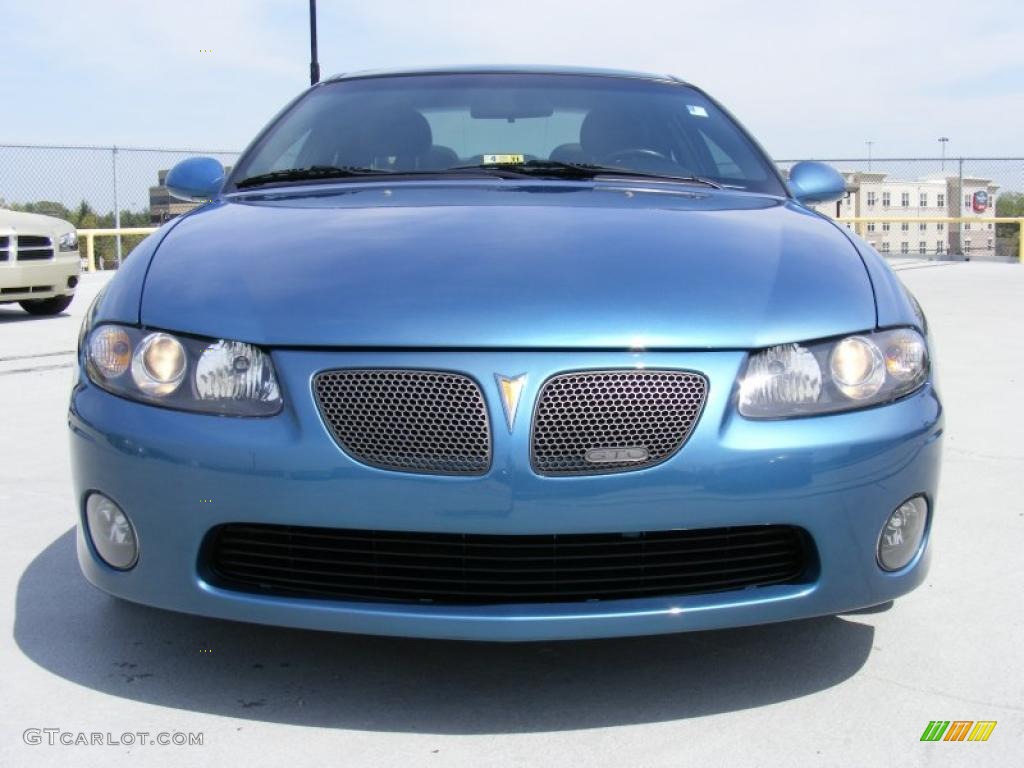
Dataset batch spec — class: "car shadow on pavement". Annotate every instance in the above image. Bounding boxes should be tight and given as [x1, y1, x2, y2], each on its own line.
[15, 528, 875, 734]
[0, 308, 69, 323]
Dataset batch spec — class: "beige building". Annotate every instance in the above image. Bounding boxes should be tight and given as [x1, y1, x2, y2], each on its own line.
[812, 171, 999, 257]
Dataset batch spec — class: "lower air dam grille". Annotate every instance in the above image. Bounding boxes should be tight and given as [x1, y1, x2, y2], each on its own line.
[207, 524, 811, 605]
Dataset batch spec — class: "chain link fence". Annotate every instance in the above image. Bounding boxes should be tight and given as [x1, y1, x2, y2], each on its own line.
[1, 144, 1021, 266]
[0, 144, 240, 268]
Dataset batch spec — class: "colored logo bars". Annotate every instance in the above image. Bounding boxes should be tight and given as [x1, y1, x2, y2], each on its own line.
[920, 721, 997, 742]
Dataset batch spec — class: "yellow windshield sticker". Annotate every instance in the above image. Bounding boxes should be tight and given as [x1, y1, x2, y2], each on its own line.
[482, 154, 525, 165]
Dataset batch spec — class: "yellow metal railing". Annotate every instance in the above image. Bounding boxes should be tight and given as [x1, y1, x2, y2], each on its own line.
[78, 227, 157, 272]
[835, 217, 1024, 263]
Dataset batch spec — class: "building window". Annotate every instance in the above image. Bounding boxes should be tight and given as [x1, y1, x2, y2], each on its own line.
[918, 241, 927, 254]
[988, 238, 993, 249]
[964, 193, 971, 208]
[881, 242, 890, 253]
[867, 191, 876, 207]
[936, 241, 945, 254]
[964, 242, 971, 253]
[937, 193, 945, 207]
[937, 222, 945, 232]
[900, 242, 909, 254]
[882, 192, 891, 207]
[867, 223, 876, 232]
[900, 222, 909, 232]
[919, 222, 927, 231]
[920, 192, 928, 207]
[901, 192, 910, 207]
[988, 222, 993, 230]
[882, 222, 891, 232]
[965, 223, 971, 230]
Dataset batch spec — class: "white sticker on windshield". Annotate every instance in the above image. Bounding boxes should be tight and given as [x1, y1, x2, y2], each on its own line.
[687, 105, 709, 117]
[482, 154, 525, 165]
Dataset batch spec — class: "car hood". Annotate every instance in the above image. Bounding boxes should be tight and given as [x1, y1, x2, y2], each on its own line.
[142, 182, 874, 349]
[0, 207, 74, 236]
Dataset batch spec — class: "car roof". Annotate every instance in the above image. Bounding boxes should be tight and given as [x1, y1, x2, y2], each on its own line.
[325, 65, 684, 84]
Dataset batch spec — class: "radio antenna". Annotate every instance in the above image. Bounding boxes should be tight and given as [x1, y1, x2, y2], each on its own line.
[309, 0, 320, 85]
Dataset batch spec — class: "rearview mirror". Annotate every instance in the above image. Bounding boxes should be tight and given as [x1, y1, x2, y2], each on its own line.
[788, 161, 845, 205]
[165, 157, 225, 202]
[470, 92, 554, 120]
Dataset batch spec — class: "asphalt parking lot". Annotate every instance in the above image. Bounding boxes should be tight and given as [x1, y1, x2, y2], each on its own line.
[1, 263, 1021, 768]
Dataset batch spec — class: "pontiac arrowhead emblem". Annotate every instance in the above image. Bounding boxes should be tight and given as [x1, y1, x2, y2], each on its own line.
[495, 373, 527, 432]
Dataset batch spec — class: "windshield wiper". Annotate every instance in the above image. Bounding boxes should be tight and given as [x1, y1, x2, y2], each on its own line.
[235, 165, 389, 188]
[448, 160, 724, 188]
[235, 161, 726, 189]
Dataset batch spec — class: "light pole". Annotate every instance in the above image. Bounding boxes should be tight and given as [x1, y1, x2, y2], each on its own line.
[866, 140, 874, 170]
[309, 0, 320, 86]
[938, 137, 949, 170]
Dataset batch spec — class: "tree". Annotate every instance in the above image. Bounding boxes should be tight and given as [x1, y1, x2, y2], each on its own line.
[75, 201, 96, 224]
[15, 200, 73, 219]
[996, 192, 1024, 258]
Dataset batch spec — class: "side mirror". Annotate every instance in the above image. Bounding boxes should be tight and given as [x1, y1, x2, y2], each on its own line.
[165, 157, 225, 203]
[788, 161, 846, 205]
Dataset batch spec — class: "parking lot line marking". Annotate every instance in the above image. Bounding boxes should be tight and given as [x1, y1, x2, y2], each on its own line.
[0, 349, 75, 363]
[0, 362, 74, 376]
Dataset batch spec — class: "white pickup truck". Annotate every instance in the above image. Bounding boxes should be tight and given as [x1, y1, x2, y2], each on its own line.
[0, 207, 81, 315]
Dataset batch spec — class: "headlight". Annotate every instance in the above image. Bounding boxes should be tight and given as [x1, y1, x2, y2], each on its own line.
[738, 328, 928, 418]
[59, 231, 78, 251]
[84, 324, 282, 416]
[131, 333, 187, 396]
[830, 336, 885, 399]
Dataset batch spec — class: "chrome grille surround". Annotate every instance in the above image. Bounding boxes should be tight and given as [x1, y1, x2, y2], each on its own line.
[531, 369, 708, 476]
[313, 369, 492, 475]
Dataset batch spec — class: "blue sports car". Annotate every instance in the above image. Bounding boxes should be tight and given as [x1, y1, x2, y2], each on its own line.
[69, 67, 941, 641]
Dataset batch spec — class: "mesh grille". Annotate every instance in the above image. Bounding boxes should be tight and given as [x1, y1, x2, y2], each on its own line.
[207, 523, 812, 605]
[314, 369, 491, 475]
[532, 370, 708, 475]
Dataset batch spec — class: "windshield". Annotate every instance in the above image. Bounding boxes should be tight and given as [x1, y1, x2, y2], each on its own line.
[231, 73, 785, 194]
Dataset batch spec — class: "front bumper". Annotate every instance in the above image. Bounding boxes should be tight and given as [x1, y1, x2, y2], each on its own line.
[69, 349, 942, 641]
[0, 254, 79, 301]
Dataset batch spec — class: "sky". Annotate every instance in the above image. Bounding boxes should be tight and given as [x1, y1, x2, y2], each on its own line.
[1, 0, 1022, 159]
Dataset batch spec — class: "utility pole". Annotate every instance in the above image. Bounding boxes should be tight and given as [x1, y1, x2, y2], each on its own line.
[938, 137, 949, 170]
[111, 146, 122, 267]
[309, 0, 320, 86]
[865, 140, 874, 171]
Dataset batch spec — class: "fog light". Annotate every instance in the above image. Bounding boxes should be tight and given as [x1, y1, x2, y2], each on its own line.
[85, 493, 138, 569]
[877, 496, 928, 571]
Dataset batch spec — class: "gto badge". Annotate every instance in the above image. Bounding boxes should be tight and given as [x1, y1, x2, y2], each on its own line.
[586, 447, 650, 464]
[495, 373, 527, 432]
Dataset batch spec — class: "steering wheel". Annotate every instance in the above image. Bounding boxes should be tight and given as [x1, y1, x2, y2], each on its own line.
[598, 148, 690, 176]
[601, 148, 671, 166]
